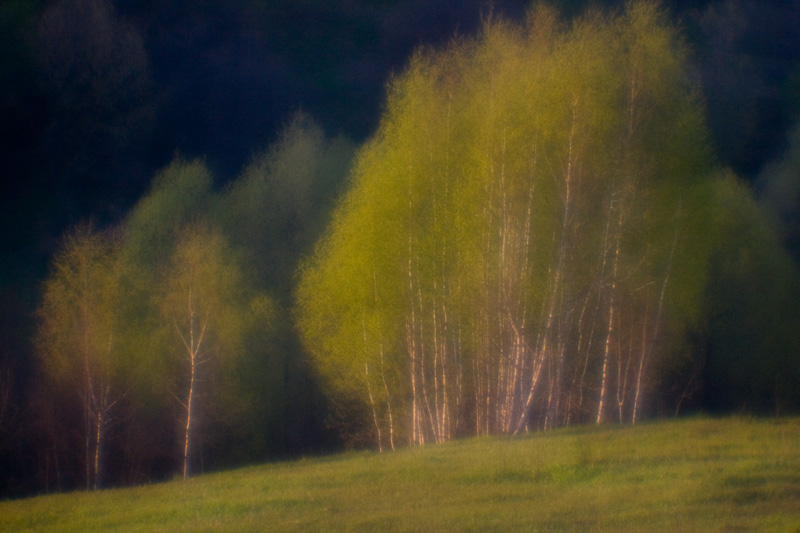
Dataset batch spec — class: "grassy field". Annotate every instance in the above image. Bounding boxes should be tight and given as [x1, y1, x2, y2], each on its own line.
[2, 416, 799, 531]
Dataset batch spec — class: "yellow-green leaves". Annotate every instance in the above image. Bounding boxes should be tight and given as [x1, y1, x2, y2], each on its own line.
[37, 224, 123, 392]
[36, 224, 127, 488]
[297, 1, 715, 446]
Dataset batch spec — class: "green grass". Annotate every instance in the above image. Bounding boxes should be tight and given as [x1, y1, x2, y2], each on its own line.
[2, 416, 799, 531]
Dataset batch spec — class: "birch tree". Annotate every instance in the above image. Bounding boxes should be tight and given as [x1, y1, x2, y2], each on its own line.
[120, 155, 285, 477]
[297, 1, 714, 446]
[158, 222, 247, 479]
[36, 224, 127, 490]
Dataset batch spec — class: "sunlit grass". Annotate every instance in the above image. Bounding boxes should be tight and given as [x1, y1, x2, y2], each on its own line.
[2, 416, 799, 531]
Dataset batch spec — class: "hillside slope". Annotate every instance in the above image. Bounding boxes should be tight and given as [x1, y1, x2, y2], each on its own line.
[2, 417, 799, 531]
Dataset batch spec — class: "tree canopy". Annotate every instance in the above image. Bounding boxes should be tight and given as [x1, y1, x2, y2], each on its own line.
[32, 117, 352, 487]
[297, 2, 721, 447]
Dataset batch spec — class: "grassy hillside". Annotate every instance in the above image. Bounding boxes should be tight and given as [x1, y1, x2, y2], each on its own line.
[2, 417, 799, 531]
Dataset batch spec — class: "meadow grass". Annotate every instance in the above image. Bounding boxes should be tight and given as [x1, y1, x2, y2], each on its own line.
[2, 416, 799, 531]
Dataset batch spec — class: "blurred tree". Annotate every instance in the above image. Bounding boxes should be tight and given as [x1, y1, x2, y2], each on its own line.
[121, 156, 283, 478]
[702, 175, 800, 414]
[35, 224, 127, 490]
[757, 118, 800, 260]
[217, 113, 355, 295]
[297, 1, 714, 447]
[215, 114, 355, 457]
[109, 159, 216, 482]
[157, 222, 251, 479]
[123, 158, 214, 270]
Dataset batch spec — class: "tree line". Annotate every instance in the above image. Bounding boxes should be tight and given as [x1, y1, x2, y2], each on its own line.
[16, 1, 800, 492]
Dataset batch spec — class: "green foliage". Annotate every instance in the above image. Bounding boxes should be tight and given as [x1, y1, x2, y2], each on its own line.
[36, 122, 353, 481]
[297, 1, 716, 446]
[2, 417, 798, 531]
[217, 113, 355, 295]
[26, 0, 800, 492]
[157, 221, 259, 477]
[213, 114, 356, 457]
[123, 158, 214, 270]
[158, 222, 246, 362]
[37, 224, 123, 385]
[35, 223, 130, 488]
[116, 159, 220, 470]
[703, 175, 800, 413]
[30, 116, 355, 482]
[118, 156, 285, 476]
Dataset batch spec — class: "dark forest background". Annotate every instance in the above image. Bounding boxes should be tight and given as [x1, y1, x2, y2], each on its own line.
[1, 0, 799, 497]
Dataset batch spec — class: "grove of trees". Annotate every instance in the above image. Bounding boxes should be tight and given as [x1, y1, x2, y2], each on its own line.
[296, 3, 800, 447]
[32, 117, 353, 490]
[4, 0, 799, 494]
